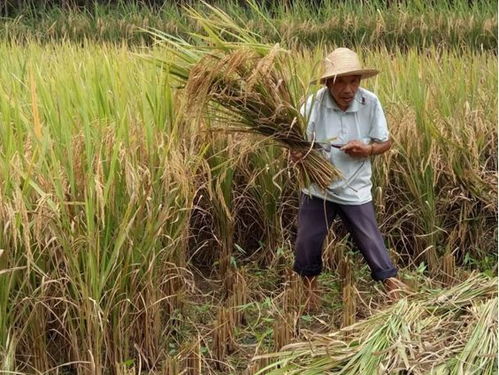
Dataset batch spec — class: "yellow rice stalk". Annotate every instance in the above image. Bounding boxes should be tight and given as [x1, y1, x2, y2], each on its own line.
[282, 269, 304, 313]
[164, 356, 179, 375]
[441, 252, 456, 286]
[273, 311, 297, 351]
[185, 337, 202, 375]
[338, 255, 353, 291]
[341, 283, 357, 331]
[228, 268, 248, 326]
[213, 305, 236, 369]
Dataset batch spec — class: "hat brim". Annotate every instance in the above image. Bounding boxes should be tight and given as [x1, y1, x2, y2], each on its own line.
[310, 69, 379, 85]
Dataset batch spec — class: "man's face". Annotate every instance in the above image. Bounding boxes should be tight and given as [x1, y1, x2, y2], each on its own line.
[326, 75, 361, 111]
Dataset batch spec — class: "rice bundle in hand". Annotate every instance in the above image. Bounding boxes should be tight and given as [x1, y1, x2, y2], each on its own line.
[143, 6, 341, 189]
[185, 46, 340, 189]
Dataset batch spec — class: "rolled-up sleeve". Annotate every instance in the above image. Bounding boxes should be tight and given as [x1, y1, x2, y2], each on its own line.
[369, 98, 389, 142]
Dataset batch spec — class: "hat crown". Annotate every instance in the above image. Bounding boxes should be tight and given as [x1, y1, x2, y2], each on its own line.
[314, 47, 379, 84]
[324, 48, 363, 73]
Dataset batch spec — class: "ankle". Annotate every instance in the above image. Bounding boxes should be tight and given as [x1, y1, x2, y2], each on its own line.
[303, 276, 319, 290]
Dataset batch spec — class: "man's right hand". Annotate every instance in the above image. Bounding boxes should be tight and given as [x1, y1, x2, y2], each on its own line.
[289, 150, 305, 163]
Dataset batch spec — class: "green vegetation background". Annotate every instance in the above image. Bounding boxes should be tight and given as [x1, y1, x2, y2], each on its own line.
[2, 0, 497, 50]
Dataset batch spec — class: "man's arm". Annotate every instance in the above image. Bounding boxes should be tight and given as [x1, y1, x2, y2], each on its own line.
[341, 138, 392, 158]
[370, 138, 392, 156]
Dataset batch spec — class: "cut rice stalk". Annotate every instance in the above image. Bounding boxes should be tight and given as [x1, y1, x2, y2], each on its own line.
[143, 18, 341, 190]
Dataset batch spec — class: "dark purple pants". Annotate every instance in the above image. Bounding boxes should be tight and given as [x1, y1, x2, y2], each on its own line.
[293, 193, 397, 281]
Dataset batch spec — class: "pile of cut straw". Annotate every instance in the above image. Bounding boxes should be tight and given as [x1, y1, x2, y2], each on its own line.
[253, 273, 498, 374]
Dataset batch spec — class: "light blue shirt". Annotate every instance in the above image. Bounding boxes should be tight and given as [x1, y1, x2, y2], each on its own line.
[300, 87, 389, 205]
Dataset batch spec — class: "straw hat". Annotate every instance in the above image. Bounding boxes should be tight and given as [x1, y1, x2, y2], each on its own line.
[315, 48, 379, 84]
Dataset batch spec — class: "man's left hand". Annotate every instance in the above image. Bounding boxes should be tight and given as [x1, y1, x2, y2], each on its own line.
[340, 140, 371, 158]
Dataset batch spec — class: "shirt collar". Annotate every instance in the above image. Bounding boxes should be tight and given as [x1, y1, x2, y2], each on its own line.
[323, 88, 362, 113]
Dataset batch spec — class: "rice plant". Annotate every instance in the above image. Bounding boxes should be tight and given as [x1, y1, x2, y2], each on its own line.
[0, 3, 496, 371]
[2, 0, 496, 50]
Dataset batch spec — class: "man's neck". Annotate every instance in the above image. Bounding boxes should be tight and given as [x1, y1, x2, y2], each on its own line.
[336, 102, 348, 112]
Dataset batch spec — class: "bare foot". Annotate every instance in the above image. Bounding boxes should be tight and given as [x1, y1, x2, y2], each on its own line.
[383, 277, 408, 302]
[303, 276, 321, 313]
[305, 291, 322, 313]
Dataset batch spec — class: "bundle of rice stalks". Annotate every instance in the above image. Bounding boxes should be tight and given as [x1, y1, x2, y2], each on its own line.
[254, 273, 498, 374]
[141, 3, 341, 190]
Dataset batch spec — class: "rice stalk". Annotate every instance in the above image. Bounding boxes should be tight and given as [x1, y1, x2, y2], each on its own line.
[228, 268, 248, 326]
[282, 269, 303, 314]
[341, 283, 357, 329]
[212, 305, 236, 370]
[183, 335, 202, 375]
[164, 355, 179, 375]
[441, 252, 456, 286]
[273, 311, 297, 351]
[338, 255, 353, 291]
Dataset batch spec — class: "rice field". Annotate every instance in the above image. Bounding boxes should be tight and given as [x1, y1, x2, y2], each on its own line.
[0, 1, 497, 374]
[2, 0, 497, 50]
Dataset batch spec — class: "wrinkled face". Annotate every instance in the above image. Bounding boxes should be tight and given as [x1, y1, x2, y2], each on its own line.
[326, 75, 361, 111]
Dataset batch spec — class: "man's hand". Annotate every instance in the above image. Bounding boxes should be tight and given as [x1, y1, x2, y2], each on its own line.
[340, 140, 372, 158]
[289, 150, 305, 163]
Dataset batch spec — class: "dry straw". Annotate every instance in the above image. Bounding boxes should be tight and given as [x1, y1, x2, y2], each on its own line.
[254, 273, 498, 374]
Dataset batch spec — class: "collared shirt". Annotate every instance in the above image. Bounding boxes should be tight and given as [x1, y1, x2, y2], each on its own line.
[300, 87, 389, 205]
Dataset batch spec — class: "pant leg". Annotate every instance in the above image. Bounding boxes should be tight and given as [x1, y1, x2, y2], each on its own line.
[337, 202, 397, 281]
[293, 193, 337, 277]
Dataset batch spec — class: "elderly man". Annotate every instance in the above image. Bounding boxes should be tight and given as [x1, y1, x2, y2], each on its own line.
[290, 48, 404, 309]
